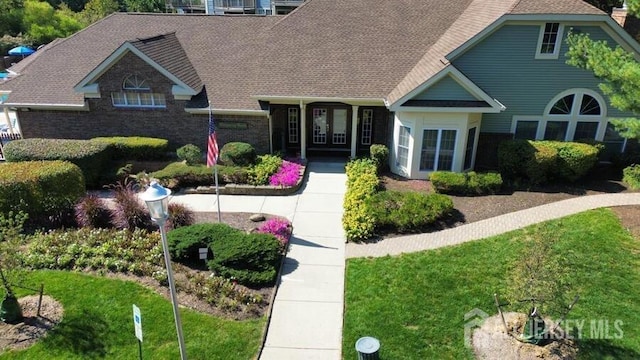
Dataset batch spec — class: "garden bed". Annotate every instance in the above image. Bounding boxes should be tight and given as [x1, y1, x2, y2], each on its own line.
[180, 163, 307, 196]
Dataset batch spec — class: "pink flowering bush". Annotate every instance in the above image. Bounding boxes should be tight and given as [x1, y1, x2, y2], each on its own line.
[258, 218, 292, 246]
[269, 160, 303, 187]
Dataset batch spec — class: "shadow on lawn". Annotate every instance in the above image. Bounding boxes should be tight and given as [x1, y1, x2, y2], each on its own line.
[42, 309, 109, 357]
[576, 339, 640, 360]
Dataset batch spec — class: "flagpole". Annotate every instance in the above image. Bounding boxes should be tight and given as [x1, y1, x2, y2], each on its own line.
[209, 101, 222, 223]
[214, 164, 221, 223]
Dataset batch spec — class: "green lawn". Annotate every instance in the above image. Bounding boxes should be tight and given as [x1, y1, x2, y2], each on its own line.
[343, 209, 640, 359]
[1, 271, 265, 360]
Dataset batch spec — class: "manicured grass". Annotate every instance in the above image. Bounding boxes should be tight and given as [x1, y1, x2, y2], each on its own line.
[1, 271, 265, 360]
[343, 209, 640, 359]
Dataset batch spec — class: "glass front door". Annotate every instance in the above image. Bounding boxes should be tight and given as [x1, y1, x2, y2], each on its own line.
[309, 106, 350, 149]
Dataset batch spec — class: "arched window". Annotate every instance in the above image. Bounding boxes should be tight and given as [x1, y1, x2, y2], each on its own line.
[513, 89, 607, 142]
[111, 75, 166, 108]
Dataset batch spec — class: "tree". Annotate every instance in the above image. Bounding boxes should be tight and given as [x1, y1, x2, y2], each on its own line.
[566, 0, 640, 140]
[0, 0, 25, 37]
[123, 0, 165, 13]
[22, 0, 83, 45]
[584, 0, 624, 13]
[79, 0, 119, 25]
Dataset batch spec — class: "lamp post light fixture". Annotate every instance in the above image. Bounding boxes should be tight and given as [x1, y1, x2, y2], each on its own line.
[141, 181, 187, 360]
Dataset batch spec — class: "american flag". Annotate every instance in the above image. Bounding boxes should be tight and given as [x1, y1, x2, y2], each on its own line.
[206, 107, 219, 167]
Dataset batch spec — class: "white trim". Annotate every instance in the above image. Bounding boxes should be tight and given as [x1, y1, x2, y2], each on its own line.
[388, 66, 505, 113]
[184, 107, 268, 116]
[74, 43, 199, 97]
[535, 23, 564, 60]
[511, 88, 609, 141]
[253, 95, 384, 106]
[5, 102, 90, 111]
[396, 124, 412, 173]
[418, 128, 458, 172]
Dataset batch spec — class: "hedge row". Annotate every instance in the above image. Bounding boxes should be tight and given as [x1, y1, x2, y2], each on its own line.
[498, 140, 599, 184]
[167, 223, 284, 287]
[92, 136, 169, 161]
[430, 171, 502, 195]
[0, 161, 85, 221]
[365, 191, 453, 232]
[342, 159, 379, 242]
[4, 138, 109, 187]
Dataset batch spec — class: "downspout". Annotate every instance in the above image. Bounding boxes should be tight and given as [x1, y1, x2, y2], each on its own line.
[268, 112, 273, 154]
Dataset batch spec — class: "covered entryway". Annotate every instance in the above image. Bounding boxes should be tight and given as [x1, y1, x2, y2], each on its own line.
[307, 105, 351, 153]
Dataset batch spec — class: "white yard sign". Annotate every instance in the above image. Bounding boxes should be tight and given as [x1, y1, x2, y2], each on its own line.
[133, 304, 143, 342]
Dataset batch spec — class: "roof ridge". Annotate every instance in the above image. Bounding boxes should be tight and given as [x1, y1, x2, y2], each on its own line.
[508, 0, 524, 13]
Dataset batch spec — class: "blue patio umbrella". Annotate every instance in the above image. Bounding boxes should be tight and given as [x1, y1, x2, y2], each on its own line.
[8, 46, 35, 57]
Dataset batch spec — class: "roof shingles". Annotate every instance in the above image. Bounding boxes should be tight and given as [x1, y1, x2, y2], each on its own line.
[0, 0, 612, 110]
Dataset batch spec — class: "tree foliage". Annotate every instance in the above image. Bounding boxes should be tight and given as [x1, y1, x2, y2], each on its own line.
[566, 0, 640, 140]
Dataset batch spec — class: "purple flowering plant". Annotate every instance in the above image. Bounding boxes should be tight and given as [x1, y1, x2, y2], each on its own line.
[258, 218, 292, 246]
[269, 160, 302, 187]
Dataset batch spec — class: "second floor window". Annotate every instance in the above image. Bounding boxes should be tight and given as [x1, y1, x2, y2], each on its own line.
[111, 75, 166, 108]
[537, 23, 563, 59]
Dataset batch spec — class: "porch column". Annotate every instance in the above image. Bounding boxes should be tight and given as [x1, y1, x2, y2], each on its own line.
[350, 105, 359, 158]
[300, 101, 307, 160]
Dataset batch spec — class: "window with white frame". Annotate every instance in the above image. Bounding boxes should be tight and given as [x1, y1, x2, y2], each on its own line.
[397, 125, 411, 169]
[288, 108, 299, 143]
[419, 129, 457, 171]
[361, 109, 373, 145]
[513, 89, 607, 142]
[111, 75, 166, 108]
[536, 23, 563, 59]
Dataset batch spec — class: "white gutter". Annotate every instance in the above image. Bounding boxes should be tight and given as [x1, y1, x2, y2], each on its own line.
[185, 108, 269, 116]
[4, 102, 90, 111]
[253, 95, 385, 106]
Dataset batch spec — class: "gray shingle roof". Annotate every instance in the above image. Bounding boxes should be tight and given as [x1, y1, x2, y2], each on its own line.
[129, 32, 203, 92]
[0, 0, 610, 111]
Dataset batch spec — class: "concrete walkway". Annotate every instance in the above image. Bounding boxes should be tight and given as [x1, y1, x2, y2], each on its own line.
[346, 192, 640, 259]
[170, 161, 347, 360]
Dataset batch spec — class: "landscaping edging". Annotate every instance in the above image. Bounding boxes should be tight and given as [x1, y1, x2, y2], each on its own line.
[180, 163, 307, 196]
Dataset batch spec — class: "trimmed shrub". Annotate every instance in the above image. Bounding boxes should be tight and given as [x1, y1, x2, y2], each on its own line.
[74, 194, 112, 229]
[4, 138, 110, 188]
[0, 161, 85, 223]
[166, 202, 195, 231]
[623, 164, 640, 190]
[109, 180, 152, 231]
[176, 144, 203, 165]
[498, 140, 598, 184]
[150, 162, 214, 189]
[208, 232, 283, 287]
[247, 155, 283, 185]
[370, 144, 389, 173]
[92, 136, 169, 161]
[541, 141, 600, 182]
[342, 158, 378, 241]
[365, 191, 453, 233]
[167, 223, 243, 262]
[219, 142, 257, 166]
[431, 171, 502, 195]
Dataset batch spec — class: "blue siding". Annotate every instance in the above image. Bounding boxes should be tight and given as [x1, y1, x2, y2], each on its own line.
[414, 75, 477, 101]
[452, 24, 632, 133]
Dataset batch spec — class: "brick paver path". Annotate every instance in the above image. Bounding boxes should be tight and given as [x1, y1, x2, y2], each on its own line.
[346, 193, 640, 259]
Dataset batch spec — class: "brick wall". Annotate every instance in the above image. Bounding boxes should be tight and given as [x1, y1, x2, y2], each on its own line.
[17, 52, 270, 153]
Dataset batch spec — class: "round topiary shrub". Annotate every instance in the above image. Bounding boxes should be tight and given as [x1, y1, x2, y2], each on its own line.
[176, 144, 203, 165]
[208, 232, 283, 287]
[167, 223, 243, 262]
[219, 142, 257, 167]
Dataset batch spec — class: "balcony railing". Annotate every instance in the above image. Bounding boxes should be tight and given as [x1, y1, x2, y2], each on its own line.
[214, 0, 255, 10]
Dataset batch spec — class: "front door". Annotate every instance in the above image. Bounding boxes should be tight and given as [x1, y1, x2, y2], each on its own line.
[310, 107, 350, 149]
